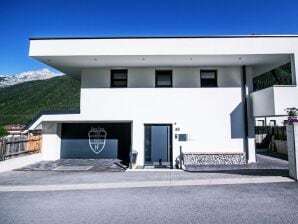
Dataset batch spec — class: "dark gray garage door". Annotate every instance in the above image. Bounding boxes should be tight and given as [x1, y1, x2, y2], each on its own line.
[61, 123, 131, 163]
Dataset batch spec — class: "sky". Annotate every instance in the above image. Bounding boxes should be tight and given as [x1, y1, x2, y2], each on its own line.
[0, 0, 298, 75]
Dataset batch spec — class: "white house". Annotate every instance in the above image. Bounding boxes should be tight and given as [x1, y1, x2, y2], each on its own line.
[27, 35, 298, 169]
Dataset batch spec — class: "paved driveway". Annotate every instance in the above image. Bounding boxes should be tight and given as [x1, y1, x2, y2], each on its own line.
[0, 153, 290, 186]
[16, 159, 126, 172]
[0, 153, 296, 224]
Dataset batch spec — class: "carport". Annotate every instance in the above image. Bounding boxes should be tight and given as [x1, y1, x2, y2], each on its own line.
[60, 122, 132, 165]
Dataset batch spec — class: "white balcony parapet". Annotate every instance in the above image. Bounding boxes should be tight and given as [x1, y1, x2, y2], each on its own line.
[251, 85, 298, 117]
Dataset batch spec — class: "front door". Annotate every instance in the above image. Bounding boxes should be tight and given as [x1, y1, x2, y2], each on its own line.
[144, 124, 172, 166]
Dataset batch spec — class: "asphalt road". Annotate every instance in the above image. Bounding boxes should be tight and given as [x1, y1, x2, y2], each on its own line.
[1, 182, 298, 224]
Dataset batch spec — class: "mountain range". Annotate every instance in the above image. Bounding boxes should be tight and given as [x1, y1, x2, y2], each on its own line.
[0, 68, 63, 88]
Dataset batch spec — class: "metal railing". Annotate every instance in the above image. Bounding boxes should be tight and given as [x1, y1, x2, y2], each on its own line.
[255, 126, 287, 149]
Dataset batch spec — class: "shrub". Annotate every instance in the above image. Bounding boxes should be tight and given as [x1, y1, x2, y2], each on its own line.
[0, 126, 8, 137]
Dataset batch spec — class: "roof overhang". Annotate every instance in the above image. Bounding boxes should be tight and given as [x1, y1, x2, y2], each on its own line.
[29, 36, 298, 78]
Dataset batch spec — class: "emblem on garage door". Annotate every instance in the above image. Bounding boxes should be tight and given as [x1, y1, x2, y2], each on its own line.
[88, 127, 107, 154]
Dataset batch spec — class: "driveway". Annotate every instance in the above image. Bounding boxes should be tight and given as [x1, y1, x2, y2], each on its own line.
[15, 158, 126, 172]
[0, 153, 290, 186]
[0, 153, 296, 224]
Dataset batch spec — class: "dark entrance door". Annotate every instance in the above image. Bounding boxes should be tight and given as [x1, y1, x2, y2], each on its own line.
[144, 124, 172, 167]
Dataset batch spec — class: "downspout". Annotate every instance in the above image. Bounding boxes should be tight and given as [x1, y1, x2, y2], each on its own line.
[241, 65, 249, 161]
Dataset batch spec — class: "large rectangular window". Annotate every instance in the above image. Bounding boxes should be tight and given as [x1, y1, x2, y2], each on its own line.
[156, 70, 172, 87]
[111, 70, 128, 88]
[200, 70, 217, 87]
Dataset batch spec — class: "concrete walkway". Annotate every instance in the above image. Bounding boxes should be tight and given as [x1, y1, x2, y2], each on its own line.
[0, 176, 293, 192]
[0, 153, 42, 173]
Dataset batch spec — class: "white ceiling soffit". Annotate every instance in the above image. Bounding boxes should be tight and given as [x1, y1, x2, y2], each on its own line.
[33, 54, 291, 78]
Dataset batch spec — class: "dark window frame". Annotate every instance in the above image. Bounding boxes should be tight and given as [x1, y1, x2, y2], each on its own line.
[111, 69, 128, 88]
[200, 70, 218, 87]
[155, 70, 173, 88]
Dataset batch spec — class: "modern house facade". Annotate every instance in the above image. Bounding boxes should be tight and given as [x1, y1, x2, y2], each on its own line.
[28, 36, 298, 168]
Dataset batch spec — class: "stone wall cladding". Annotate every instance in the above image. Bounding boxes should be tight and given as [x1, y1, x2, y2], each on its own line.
[183, 153, 246, 166]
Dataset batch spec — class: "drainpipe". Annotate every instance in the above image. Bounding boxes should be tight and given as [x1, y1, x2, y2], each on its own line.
[241, 65, 249, 161]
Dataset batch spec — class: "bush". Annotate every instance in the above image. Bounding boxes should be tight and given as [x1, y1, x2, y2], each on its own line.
[0, 126, 8, 137]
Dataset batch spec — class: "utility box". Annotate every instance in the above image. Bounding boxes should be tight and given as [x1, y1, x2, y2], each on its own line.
[130, 150, 138, 164]
[178, 134, 188, 141]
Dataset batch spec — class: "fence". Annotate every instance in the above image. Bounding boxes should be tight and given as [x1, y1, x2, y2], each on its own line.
[255, 126, 287, 141]
[255, 126, 287, 149]
[0, 134, 42, 161]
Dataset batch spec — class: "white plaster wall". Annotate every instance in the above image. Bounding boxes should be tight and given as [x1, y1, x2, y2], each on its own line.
[80, 88, 244, 166]
[81, 66, 241, 89]
[80, 67, 244, 166]
[274, 87, 298, 115]
[129, 68, 155, 87]
[173, 67, 201, 88]
[36, 66, 245, 165]
[41, 122, 61, 160]
[218, 67, 242, 87]
[251, 87, 275, 117]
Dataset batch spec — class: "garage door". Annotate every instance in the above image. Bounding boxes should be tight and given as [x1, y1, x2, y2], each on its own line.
[61, 123, 131, 163]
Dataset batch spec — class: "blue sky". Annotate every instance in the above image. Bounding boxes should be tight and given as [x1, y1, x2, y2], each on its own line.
[0, 0, 298, 75]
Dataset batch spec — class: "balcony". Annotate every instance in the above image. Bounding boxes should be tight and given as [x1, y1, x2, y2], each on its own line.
[251, 85, 298, 117]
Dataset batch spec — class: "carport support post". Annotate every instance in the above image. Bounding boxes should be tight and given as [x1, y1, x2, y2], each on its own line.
[287, 123, 298, 180]
[244, 66, 256, 163]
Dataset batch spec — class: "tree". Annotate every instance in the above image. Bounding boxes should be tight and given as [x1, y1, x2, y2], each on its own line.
[0, 126, 8, 138]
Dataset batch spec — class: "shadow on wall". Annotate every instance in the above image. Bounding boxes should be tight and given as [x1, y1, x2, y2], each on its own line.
[230, 102, 245, 139]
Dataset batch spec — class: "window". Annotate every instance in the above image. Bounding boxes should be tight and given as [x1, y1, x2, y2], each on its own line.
[111, 70, 128, 88]
[256, 120, 265, 126]
[200, 70, 217, 87]
[269, 120, 276, 126]
[156, 70, 172, 87]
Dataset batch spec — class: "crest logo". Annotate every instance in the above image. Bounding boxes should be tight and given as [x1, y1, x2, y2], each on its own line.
[88, 127, 107, 154]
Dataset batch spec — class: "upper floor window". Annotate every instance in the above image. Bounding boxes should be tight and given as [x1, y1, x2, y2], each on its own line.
[111, 70, 128, 88]
[156, 70, 172, 87]
[200, 70, 217, 87]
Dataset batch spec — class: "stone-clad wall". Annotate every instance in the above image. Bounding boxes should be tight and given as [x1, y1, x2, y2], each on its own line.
[287, 123, 298, 180]
[183, 153, 246, 166]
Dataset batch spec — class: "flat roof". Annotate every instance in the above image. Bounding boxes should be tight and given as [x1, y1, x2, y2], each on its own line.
[29, 34, 298, 40]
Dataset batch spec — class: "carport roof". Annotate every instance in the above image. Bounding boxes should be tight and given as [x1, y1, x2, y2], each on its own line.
[29, 34, 298, 40]
[29, 35, 297, 78]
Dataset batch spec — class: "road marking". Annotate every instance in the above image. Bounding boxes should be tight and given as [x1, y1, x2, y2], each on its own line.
[0, 176, 294, 192]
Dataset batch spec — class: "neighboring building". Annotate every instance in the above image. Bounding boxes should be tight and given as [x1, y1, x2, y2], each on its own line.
[255, 116, 288, 126]
[27, 35, 298, 168]
[4, 124, 26, 135]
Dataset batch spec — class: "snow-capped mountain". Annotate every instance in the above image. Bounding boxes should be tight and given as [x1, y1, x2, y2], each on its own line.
[0, 68, 64, 87]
